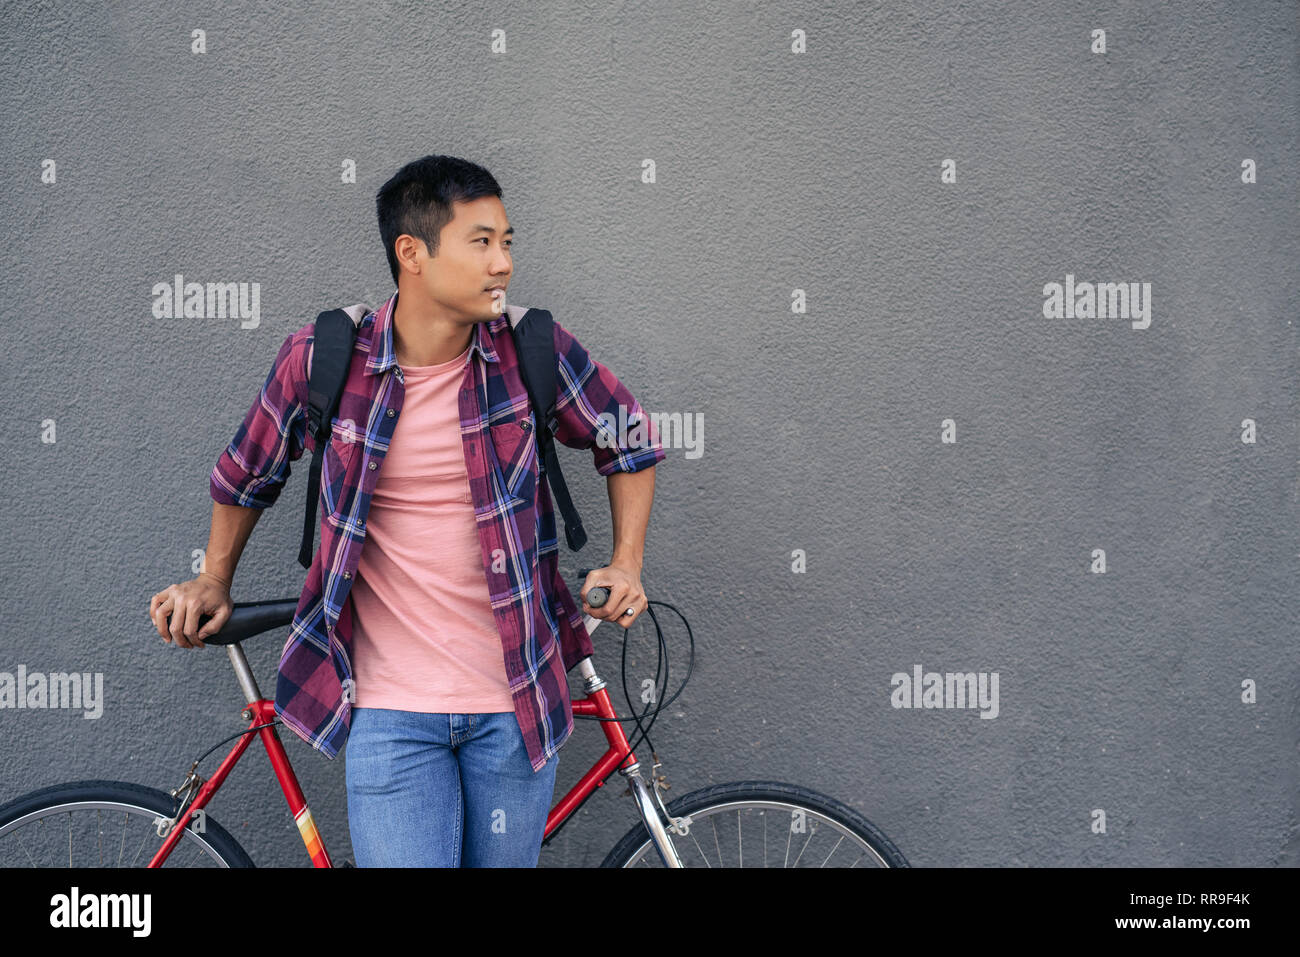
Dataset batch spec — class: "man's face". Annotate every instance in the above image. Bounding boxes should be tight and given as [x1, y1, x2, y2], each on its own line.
[402, 195, 513, 321]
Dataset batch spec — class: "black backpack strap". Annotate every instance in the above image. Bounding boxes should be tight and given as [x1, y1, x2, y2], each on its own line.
[298, 307, 362, 569]
[510, 308, 587, 552]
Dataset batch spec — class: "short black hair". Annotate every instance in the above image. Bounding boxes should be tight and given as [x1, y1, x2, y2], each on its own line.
[375, 154, 503, 287]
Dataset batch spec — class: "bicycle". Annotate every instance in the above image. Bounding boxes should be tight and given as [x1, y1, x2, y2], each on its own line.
[0, 576, 909, 868]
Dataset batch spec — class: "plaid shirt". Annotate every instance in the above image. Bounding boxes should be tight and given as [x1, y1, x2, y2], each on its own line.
[210, 289, 665, 771]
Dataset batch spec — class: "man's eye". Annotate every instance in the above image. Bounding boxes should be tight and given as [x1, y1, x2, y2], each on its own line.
[477, 238, 512, 246]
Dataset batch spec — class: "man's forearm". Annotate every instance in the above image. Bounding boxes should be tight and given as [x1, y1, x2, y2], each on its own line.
[202, 501, 263, 586]
[607, 466, 655, 573]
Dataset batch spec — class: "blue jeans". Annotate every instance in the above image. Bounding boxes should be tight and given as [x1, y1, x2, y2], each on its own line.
[344, 708, 558, 867]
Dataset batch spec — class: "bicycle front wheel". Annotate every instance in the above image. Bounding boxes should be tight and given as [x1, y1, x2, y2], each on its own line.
[0, 779, 254, 867]
[601, 780, 910, 868]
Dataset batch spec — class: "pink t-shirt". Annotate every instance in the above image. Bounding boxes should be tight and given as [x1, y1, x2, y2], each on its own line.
[349, 344, 515, 713]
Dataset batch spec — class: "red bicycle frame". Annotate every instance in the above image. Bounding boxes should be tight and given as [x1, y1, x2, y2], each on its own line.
[148, 654, 639, 867]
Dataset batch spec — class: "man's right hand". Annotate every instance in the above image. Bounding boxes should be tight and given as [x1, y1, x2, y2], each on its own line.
[149, 573, 233, 649]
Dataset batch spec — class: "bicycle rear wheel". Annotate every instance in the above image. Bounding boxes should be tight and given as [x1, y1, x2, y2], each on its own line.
[601, 780, 909, 868]
[0, 779, 254, 867]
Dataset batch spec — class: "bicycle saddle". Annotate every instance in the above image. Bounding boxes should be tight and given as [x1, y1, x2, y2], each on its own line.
[198, 599, 299, 646]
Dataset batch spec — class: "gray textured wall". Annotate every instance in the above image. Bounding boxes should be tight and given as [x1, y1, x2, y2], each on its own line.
[1, 0, 1296, 867]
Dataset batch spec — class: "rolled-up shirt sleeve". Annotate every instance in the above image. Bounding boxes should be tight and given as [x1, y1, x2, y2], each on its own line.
[549, 319, 666, 475]
[210, 329, 309, 509]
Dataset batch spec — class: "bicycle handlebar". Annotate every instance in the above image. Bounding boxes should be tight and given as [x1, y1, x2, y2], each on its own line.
[189, 572, 611, 647]
[577, 567, 609, 609]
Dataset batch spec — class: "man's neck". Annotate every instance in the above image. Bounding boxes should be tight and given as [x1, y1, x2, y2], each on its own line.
[392, 290, 475, 367]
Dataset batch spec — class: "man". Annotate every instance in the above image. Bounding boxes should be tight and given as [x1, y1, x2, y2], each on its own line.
[148, 154, 665, 867]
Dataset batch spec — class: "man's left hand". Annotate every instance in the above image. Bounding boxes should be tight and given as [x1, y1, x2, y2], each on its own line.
[581, 562, 646, 629]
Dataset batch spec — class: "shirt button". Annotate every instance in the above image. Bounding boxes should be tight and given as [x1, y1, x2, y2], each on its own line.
[520, 420, 530, 430]
[343, 571, 351, 579]
[387, 409, 394, 417]
[368, 462, 376, 470]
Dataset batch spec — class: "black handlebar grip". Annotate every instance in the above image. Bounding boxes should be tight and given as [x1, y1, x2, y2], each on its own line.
[577, 567, 609, 608]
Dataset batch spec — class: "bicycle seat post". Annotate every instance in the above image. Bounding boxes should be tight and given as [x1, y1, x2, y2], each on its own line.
[226, 642, 265, 706]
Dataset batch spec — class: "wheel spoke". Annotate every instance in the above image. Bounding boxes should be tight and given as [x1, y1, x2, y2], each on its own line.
[687, 829, 711, 867]
[6, 824, 40, 867]
[129, 824, 151, 867]
[819, 833, 845, 867]
[117, 812, 128, 867]
[763, 810, 768, 868]
[790, 825, 813, 867]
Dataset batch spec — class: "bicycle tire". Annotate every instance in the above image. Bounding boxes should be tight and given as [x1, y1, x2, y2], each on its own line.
[600, 779, 910, 868]
[0, 779, 255, 868]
